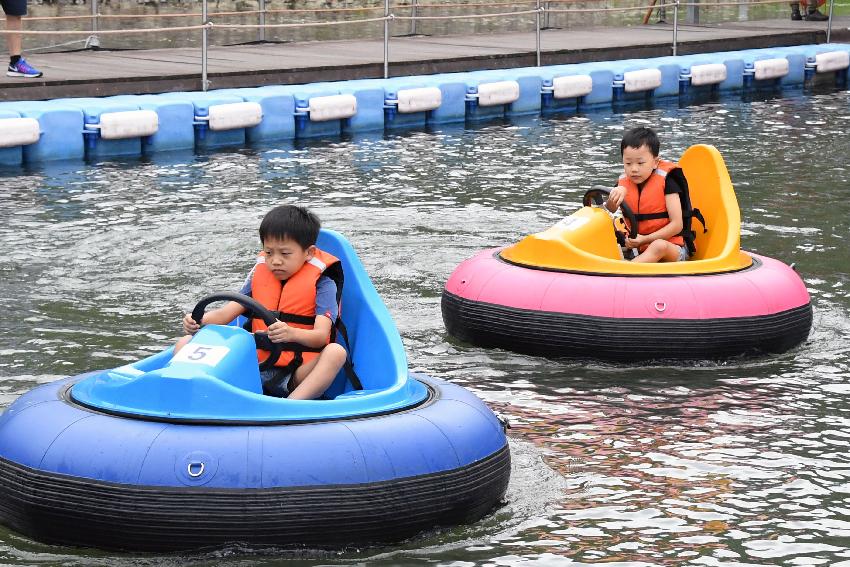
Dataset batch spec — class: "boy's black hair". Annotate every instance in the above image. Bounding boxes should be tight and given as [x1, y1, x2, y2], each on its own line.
[620, 127, 660, 157]
[258, 205, 320, 249]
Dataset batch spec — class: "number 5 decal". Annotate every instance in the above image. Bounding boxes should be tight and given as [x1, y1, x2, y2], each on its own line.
[172, 344, 231, 367]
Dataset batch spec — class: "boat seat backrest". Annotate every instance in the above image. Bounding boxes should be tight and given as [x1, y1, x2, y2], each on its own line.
[678, 144, 742, 262]
[316, 229, 409, 397]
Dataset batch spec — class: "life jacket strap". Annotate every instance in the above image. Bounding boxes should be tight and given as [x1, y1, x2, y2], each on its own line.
[689, 208, 708, 233]
[680, 207, 708, 257]
[269, 311, 315, 326]
[334, 317, 364, 391]
[635, 212, 669, 221]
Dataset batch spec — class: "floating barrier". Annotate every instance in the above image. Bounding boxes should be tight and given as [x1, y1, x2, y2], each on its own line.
[107, 94, 196, 153]
[0, 101, 84, 163]
[156, 92, 265, 149]
[49, 97, 148, 158]
[0, 43, 848, 166]
[88, 109, 159, 140]
[541, 66, 614, 113]
[465, 79, 521, 122]
[687, 63, 728, 87]
[813, 50, 850, 73]
[0, 113, 38, 166]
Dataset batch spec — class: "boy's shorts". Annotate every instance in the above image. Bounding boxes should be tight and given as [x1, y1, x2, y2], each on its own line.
[676, 245, 688, 262]
[1, 0, 28, 17]
[260, 368, 292, 398]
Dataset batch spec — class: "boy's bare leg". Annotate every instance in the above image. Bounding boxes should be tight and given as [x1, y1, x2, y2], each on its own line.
[5, 16, 22, 58]
[633, 240, 681, 263]
[174, 335, 192, 354]
[288, 343, 347, 400]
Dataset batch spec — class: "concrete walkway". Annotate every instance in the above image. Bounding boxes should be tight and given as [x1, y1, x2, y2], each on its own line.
[1, 17, 848, 101]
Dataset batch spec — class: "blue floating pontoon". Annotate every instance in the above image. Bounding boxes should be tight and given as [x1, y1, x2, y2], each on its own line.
[2, 44, 849, 165]
[0, 230, 510, 552]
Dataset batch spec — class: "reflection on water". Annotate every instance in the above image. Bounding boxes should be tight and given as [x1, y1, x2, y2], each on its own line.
[1, 87, 849, 565]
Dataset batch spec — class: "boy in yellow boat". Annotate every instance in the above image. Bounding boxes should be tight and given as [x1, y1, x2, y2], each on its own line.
[606, 127, 690, 263]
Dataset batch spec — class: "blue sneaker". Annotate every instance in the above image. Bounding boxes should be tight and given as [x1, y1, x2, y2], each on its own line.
[7, 58, 43, 78]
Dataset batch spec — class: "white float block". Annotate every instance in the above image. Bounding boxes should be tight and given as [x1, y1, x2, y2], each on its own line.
[477, 81, 520, 106]
[690, 63, 727, 86]
[0, 117, 40, 148]
[397, 87, 442, 113]
[552, 75, 593, 99]
[97, 110, 159, 140]
[308, 94, 357, 122]
[753, 58, 789, 81]
[816, 51, 850, 73]
[623, 68, 662, 93]
[208, 102, 263, 131]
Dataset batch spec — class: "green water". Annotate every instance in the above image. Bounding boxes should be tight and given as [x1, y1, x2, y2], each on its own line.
[0, 85, 849, 565]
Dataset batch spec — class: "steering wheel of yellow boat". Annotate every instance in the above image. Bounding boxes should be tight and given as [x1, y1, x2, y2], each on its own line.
[582, 186, 638, 240]
[190, 292, 283, 371]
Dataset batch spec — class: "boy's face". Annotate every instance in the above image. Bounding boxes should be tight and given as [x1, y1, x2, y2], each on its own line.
[262, 236, 315, 281]
[622, 144, 659, 186]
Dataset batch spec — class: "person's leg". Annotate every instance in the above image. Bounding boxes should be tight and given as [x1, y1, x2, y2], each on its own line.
[4, 3, 42, 78]
[790, 1, 803, 20]
[805, 0, 828, 20]
[287, 343, 347, 400]
[5, 15, 22, 59]
[173, 334, 193, 353]
[633, 239, 682, 263]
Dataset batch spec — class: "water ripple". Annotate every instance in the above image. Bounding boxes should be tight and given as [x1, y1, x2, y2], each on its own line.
[0, 88, 849, 565]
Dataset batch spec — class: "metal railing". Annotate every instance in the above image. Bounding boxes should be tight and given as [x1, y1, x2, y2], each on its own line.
[0, 0, 841, 89]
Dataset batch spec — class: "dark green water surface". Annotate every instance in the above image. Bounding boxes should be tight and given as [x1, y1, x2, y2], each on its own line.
[1, 87, 849, 566]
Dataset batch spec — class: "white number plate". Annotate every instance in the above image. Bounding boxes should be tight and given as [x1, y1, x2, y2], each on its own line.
[171, 344, 231, 367]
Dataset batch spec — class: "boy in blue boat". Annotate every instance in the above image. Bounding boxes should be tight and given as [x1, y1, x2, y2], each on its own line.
[605, 126, 692, 263]
[177, 205, 347, 399]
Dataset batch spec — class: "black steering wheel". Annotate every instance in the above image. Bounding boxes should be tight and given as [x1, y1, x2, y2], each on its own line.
[582, 185, 638, 239]
[191, 292, 282, 371]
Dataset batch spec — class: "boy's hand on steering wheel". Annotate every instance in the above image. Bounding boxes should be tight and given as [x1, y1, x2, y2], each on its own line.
[606, 186, 626, 211]
[267, 320, 295, 343]
[182, 313, 201, 335]
[625, 234, 646, 249]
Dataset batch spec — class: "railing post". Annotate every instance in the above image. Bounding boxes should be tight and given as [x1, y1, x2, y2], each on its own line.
[738, 0, 748, 21]
[543, 0, 551, 29]
[536, 0, 542, 66]
[410, 0, 418, 36]
[87, 0, 100, 49]
[672, 0, 679, 55]
[827, 0, 835, 42]
[202, 0, 209, 91]
[686, 0, 699, 24]
[258, 0, 266, 43]
[384, 0, 390, 78]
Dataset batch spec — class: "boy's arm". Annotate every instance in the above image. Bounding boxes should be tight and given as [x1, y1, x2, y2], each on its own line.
[192, 301, 247, 326]
[183, 301, 247, 335]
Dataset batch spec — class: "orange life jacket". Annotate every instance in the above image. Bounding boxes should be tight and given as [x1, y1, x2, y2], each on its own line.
[618, 159, 686, 252]
[250, 248, 341, 370]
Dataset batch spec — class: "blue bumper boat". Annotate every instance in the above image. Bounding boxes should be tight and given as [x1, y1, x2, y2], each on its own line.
[0, 230, 510, 552]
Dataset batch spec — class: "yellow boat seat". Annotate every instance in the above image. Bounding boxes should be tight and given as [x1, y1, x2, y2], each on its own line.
[500, 144, 753, 275]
